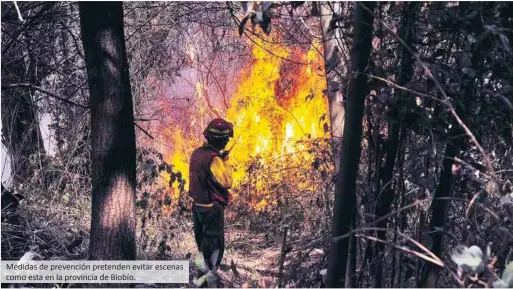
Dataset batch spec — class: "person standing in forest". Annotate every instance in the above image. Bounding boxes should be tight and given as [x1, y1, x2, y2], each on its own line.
[188, 118, 234, 285]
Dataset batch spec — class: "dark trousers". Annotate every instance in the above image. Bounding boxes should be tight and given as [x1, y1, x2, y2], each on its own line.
[192, 203, 225, 269]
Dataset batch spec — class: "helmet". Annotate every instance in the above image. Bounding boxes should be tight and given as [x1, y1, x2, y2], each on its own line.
[203, 118, 234, 139]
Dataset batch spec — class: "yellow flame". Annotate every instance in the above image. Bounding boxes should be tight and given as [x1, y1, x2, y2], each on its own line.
[163, 37, 329, 211]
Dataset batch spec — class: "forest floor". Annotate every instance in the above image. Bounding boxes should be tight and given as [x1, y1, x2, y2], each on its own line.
[2, 195, 325, 288]
[166, 222, 284, 288]
[166, 216, 327, 288]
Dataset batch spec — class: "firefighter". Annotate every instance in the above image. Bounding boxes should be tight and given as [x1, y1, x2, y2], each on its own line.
[188, 118, 233, 283]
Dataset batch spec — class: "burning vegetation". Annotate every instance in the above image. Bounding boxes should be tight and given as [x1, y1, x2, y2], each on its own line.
[2, 2, 513, 288]
[160, 37, 333, 213]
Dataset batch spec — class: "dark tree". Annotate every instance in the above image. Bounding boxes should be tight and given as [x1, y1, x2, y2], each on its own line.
[326, 2, 376, 287]
[345, 213, 357, 287]
[420, 2, 487, 287]
[79, 2, 137, 260]
[372, 2, 419, 287]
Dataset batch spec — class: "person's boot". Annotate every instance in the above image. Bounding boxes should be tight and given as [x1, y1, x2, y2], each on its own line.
[206, 271, 218, 288]
[194, 252, 210, 288]
[197, 271, 207, 288]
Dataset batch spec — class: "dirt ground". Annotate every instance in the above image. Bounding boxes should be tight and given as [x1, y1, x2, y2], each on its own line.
[166, 220, 283, 288]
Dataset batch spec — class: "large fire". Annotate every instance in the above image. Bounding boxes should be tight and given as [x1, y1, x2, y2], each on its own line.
[160, 37, 331, 211]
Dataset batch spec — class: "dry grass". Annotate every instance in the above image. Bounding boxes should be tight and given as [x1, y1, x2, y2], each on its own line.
[1, 190, 90, 261]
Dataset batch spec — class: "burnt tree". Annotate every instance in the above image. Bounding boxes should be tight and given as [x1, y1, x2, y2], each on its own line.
[79, 2, 137, 260]
[326, 2, 375, 287]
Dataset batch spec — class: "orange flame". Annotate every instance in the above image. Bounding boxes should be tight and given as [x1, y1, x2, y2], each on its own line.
[161, 37, 330, 210]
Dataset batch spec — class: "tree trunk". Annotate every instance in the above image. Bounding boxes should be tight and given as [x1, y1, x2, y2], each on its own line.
[389, 192, 399, 288]
[372, 2, 418, 287]
[420, 139, 459, 287]
[421, 3, 485, 286]
[320, 2, 347, 173]
[79, 2, 137, 261]
[345, 213, 357, 288]
[326, 2, 375, 287]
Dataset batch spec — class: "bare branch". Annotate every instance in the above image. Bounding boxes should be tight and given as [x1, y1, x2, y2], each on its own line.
[13, 1, 24, 22]
[134, 122, 154, 139]
[355, 234, 444, 267]
[1, 83, 88, 109]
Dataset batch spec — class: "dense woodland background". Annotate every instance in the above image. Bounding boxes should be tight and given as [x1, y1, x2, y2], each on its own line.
[1, 1, 512, 288]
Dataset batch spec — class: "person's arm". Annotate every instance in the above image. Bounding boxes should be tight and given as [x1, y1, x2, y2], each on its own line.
[209, 155, 233, 205]
[210, 156, 232, 190]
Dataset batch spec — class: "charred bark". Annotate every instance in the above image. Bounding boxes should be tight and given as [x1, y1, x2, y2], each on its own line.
[79, 2, 137, 261]
[326, 2, 375, 287]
